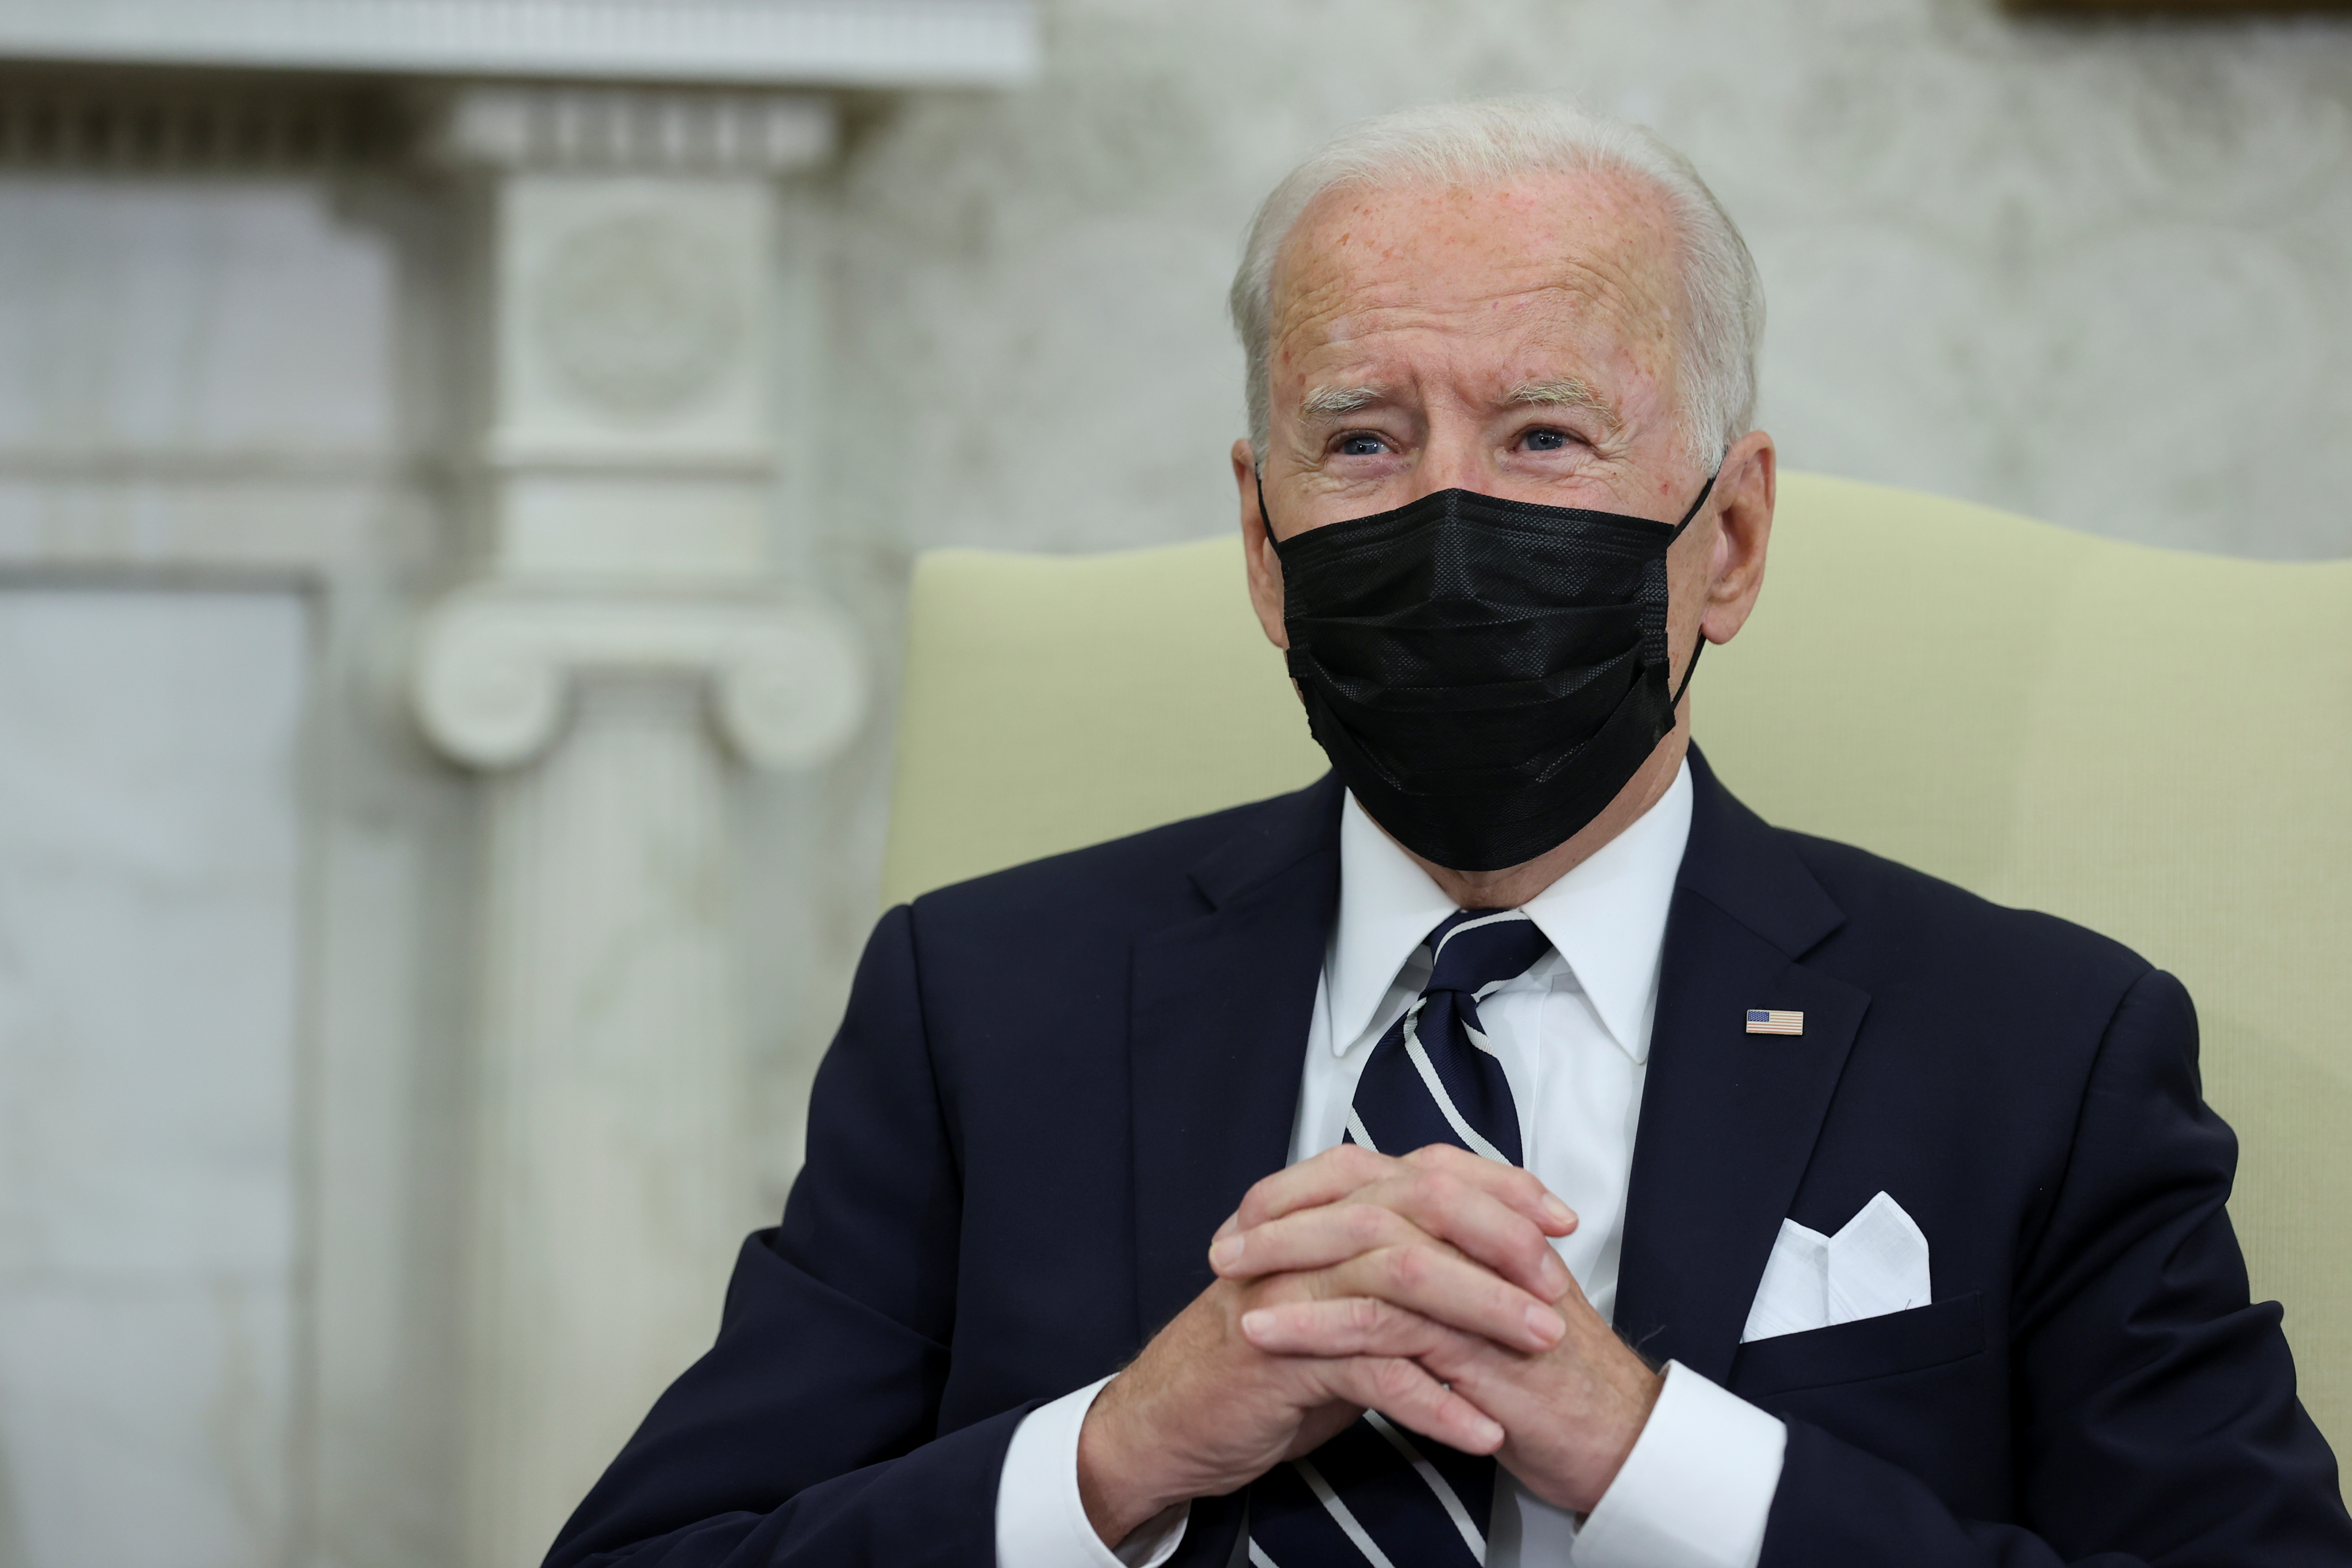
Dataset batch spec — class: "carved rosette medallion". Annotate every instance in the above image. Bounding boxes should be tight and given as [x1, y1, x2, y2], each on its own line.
[533, 214, 742, 419]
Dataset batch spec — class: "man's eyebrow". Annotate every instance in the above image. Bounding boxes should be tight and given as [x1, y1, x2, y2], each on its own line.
[1299, 385, 1386, 419]
[1507, 377, 1621, 431]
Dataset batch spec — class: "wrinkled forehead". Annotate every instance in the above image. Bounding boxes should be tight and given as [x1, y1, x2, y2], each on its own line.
[1267, 170, 1686, 384]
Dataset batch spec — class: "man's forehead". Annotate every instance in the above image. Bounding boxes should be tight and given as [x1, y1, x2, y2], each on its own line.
[1268, 171, 1681, 366]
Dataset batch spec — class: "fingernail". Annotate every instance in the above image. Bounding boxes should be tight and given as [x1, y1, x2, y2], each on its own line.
[1241, 1309, 1274, 1338]
[1472, 1415, 1504, 1449]
[1525, 1304, 1566, 1345]
[1210, 1236, 1244, 1271]
[1541, 1194, 1576, 1229]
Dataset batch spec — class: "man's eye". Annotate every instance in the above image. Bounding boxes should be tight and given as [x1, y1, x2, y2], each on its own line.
[1338, 434, 1388, 458]
[1523, 428, 1573, 452]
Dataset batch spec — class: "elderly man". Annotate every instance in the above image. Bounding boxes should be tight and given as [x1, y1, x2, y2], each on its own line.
[548, 101, 2350, 1568]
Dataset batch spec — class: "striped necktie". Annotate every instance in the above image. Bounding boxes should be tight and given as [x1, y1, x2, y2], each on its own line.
[1247, 908, 1553, 1568]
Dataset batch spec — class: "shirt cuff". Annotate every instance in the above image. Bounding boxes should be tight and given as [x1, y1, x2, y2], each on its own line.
[1572, 1360, 1786, 1568]
[995, 1375, 1190, 1568]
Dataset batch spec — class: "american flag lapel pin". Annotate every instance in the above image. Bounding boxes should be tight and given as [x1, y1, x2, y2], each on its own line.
[1746, 1008, 1804, 1036]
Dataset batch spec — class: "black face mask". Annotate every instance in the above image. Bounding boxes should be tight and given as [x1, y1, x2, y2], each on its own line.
[1265, 473, 1714, 873]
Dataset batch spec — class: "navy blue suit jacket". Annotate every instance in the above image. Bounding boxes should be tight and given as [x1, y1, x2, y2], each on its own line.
[549, 753, 2352, 1566]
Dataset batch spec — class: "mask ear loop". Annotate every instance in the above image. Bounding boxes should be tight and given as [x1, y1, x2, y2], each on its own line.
[1669, 467, 1719, 535]
[1664, 465, 1725, 710]
[1669, 629, 1706, 709]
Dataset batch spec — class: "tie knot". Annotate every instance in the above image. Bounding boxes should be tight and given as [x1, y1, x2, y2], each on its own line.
[1422, 909, 1551, 996]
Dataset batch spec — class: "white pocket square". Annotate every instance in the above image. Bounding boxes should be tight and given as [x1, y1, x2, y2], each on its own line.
[1740, 1190, 1932, 1344]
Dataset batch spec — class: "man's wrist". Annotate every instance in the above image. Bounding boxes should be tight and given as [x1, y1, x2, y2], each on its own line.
[1485, 1332, 1663, 1513]
[1589, 1364, 1666, 1504]
[1076, 1374, 1181, 1548]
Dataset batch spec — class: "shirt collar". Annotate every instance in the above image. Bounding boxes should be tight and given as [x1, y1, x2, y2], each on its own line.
[1329, 757, 1694, 1063]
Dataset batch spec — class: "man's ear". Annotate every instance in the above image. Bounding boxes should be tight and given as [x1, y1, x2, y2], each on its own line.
[1234, 438, 1289, 650]
[1700, 429, 1776, 646]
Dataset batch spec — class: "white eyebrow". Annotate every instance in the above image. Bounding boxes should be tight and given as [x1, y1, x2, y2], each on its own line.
[1507, 377, 1620, 432]
[1300, 385, 1383, 419]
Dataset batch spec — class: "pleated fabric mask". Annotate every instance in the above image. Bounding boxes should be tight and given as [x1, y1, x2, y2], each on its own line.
[1268, 473, 1714, 872]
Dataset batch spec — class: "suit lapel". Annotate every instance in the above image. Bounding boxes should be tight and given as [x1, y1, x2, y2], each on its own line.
[1614, 752, 1871, 1384]
[1130, 775, 1344, 1342]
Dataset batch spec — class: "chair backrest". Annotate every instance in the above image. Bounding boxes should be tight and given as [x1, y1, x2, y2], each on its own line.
[884, 470, 2352, 1452]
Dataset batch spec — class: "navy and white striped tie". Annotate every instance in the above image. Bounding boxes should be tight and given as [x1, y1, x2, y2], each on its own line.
[1247, 908, 1553, 1568]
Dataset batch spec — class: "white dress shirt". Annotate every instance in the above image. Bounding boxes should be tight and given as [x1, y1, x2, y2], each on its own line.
[998, 760, 1786, 1567]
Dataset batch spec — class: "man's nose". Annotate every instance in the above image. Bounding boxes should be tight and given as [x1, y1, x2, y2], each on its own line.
[1407, 421, 1494, 499]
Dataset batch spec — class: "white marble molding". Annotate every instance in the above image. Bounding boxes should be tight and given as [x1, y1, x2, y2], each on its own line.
[0, 0, 1039, 88]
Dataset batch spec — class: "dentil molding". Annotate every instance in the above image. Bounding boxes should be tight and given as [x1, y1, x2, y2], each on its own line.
[412, 585, 865, 772]
[429, 85, 836, 175]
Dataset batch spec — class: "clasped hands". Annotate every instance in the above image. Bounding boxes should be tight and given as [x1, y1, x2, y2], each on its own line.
[1077, 1144, 1663, 1549]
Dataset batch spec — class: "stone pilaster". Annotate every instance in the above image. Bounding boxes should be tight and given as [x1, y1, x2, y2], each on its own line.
[407, 83, 863, 1568]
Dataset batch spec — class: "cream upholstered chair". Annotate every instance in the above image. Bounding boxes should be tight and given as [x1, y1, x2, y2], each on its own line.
[881, 470, 2352, 1454]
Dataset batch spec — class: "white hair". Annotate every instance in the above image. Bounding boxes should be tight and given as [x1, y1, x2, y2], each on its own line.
[1229, 98, 1764, 472]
